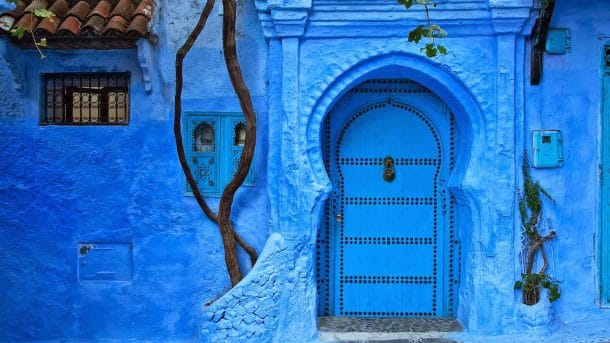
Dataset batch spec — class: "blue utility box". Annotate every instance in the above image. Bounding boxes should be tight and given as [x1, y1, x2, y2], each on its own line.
[545, 28, 571, 54]
[532, 130, 564, 168]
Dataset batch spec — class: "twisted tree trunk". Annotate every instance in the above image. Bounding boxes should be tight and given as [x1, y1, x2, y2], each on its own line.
[220, 0, 258, 286]
[174, 0, 258, 287]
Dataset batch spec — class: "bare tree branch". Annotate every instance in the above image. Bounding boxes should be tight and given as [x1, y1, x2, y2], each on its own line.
[219, 0, 258, 286]
[174, 0, 258, 282]
[539, 245, 548, 275]
[174, 0, 218, 223]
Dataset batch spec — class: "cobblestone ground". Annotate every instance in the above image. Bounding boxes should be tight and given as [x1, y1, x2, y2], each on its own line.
[317, 316, 610, 342]
[318, 317, 461, 342]
[318, 317, 463, 333]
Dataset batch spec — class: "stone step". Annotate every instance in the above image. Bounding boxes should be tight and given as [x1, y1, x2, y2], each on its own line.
[318, 317, 462, 342]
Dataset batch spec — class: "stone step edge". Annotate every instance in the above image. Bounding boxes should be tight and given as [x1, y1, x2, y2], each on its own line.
[318, 330, 454, 342]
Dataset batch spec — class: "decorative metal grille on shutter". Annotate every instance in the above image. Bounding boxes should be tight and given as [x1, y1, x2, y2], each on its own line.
[188, 117, 219, 195]
[184, 113, 255, 196]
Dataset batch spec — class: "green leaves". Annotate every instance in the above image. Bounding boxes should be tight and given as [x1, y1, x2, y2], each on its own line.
[398, 0, 434, 8]
[407, 25, 425, 44]
[407, 24, 447, 44]
[516, 273, 560, 303]
[37, 37, 47, 48]
[408, 25, 448, 57]
[6, 3, 55, 59]
[34, 8, 55, 20]
[421, 43, 447, 57]
[401, 1, 448, 58]
[547, 282, 561, 303]
[397, 0, 415, 8]
[10, 26, 26, 39]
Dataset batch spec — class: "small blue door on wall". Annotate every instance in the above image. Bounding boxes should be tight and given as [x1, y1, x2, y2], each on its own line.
[317, 80, 459, 318]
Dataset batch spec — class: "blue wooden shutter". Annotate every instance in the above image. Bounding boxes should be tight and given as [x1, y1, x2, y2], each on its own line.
[187, 115, 219, 195]
[226, 116, 255, 186]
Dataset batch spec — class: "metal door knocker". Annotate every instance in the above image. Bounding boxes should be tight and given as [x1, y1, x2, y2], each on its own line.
[383, 156, 395, 182]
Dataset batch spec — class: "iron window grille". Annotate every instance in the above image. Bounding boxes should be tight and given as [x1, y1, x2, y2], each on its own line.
[41, 73, 130, 125]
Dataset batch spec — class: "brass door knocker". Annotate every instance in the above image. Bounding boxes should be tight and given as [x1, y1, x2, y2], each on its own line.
[383, 156, 395, 182]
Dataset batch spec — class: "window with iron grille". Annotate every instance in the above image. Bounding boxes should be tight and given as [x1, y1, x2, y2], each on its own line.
[41, 73, 130, 125]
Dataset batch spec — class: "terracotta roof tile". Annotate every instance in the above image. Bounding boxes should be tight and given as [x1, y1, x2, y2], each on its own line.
[14, 12, 39, 32]
[133, 0, 153, 19]
[23, 0, 47, 14]
[88, 1, 112, 20]
[36, 0, 70, 34]
[82, 14, 105, 36]
[0, 0, 154, 48]
[66, 1, 91, 21]
[103, 14, 128, 36]
[47, 0, 70, 19]
[126, 13, 147, 37]
[57, 15, 81, 36]
[109, 0, 133, 20]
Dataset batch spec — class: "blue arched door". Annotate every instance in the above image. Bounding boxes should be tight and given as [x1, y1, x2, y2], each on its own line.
[317, 80, 459, 318]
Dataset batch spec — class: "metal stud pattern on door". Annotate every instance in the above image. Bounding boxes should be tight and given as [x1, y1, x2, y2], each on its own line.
[316, 80, 459, 318]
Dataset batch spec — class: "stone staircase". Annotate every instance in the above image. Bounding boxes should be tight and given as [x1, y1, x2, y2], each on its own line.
[318, 317, 462, 343]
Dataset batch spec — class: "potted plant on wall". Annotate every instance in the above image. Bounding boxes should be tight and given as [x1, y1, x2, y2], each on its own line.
[514, 153, 560, 306]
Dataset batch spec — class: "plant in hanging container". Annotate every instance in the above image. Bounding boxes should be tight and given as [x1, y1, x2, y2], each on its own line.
[514, 152, 560, 306]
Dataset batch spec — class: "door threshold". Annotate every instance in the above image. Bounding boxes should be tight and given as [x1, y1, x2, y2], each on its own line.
[318, 317, 462, 342]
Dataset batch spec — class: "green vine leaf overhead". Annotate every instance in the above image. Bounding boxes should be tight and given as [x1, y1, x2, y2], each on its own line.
[398, 0, 448, 57]
[7, 0, 54, 57]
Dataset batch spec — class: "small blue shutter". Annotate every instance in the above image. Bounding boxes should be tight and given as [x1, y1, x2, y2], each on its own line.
[184, 113, 253, 196]
[227, 116, 255, 186]
[187, 116, 219, 195]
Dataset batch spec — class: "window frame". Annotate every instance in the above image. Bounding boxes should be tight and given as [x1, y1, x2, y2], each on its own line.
[184, 112, 255, 197]
[39, 72, 131, 126]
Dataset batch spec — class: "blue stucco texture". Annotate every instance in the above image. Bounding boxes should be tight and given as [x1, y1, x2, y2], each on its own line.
[0, 0, 269, 341]
[1, 0, 610, 342]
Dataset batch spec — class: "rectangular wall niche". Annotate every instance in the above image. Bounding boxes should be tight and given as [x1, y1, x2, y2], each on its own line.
[78, 243, 133, 282]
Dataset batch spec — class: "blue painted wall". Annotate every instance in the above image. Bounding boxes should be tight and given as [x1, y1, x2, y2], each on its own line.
[1, 0, 610, 341]
[0, 0, 269, 341]
[524, 0, 610, 325]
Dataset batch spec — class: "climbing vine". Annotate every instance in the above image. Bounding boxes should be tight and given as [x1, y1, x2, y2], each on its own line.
[397, 0, 447, 57]
[513, 153, 560, 305]
[6, 0, 52, 58]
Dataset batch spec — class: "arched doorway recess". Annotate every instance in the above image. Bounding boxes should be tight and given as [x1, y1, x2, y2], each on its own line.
[316, 79, 459, 318]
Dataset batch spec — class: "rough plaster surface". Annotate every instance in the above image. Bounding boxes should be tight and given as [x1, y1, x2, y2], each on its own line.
[0, 0, 268, 341]
[202, 0, 610, 341]
[1, 0, 610, 342]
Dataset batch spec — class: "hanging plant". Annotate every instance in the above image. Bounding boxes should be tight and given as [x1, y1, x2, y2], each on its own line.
[514, 152, 560, 305]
